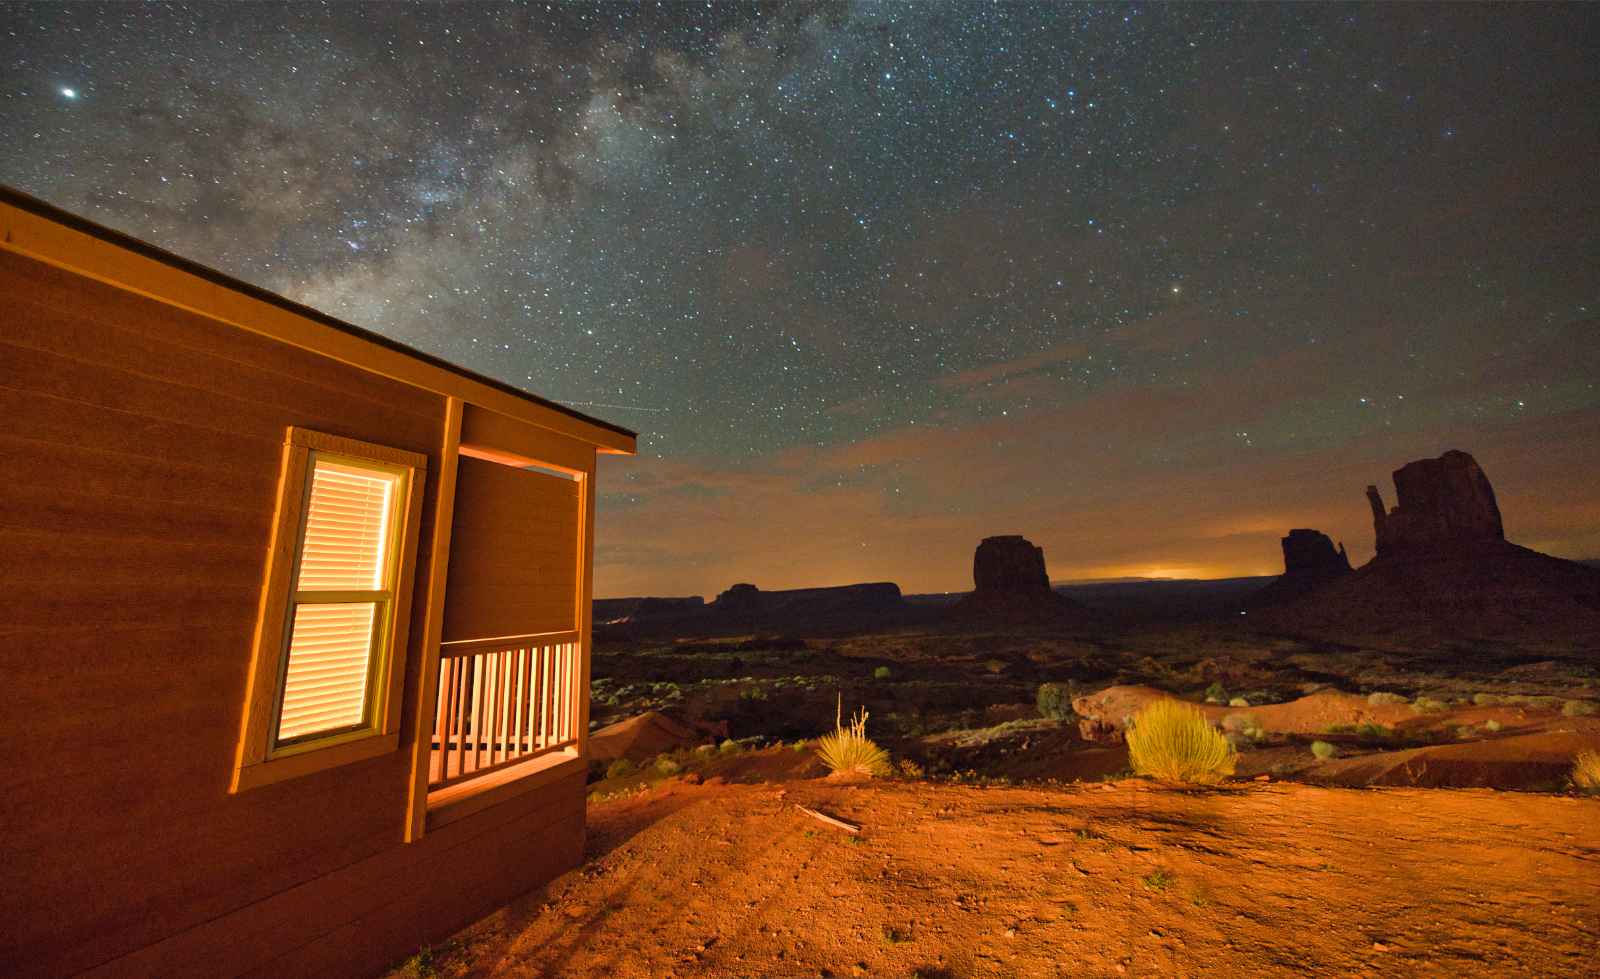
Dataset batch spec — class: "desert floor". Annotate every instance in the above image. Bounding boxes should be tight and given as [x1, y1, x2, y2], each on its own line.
[393, 748, 1598, 979]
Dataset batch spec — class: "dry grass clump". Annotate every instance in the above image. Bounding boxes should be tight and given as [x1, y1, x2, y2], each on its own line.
[1127, 699, 1236, 785]
[817, 696, 892, 777]
[1573, 751, 1600, 793]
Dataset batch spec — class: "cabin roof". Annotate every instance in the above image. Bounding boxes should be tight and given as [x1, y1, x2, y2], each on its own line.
[0, 183, 637, 449]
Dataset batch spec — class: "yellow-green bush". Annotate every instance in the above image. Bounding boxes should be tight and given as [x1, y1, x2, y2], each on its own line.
[817, 696, 891, 777]
[1126, 699, 1236, 785]
[1573, 750, 1600, 793]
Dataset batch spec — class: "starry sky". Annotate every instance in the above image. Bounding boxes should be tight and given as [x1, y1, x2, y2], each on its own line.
[4, 2, 1597, 597]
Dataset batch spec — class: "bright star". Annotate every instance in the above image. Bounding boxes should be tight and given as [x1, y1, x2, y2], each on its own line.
[60, 87, 77, 99]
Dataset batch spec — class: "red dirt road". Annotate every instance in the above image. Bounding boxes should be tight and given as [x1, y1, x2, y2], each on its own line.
[400, 755, 1598, 978]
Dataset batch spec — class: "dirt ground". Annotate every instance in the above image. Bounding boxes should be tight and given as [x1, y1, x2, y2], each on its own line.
[395, 750, 1599, 978]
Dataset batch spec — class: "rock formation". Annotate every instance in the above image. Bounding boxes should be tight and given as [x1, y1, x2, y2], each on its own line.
[1367, 450, 1504, 557]
[595, 581, 921, 638]
[950, 535, 1081, 622]
[1252, 528, 1352, 606]
[1281, 529, 1352, 577]
[972, 535, 1052, 594]
[712, 582, 764, 612]
[1255, 449, 1600, 641]
[592, 596, 706, 625]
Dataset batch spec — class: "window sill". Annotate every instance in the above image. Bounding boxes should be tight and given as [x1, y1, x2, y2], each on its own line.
[231, 731, 400, 793]
[425, 749, 585, 832]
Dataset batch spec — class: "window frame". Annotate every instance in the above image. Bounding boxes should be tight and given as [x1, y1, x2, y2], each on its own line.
[232, 428, 427, 793]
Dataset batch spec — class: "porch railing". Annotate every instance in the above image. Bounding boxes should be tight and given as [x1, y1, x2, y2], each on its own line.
[427, 630, 579, 791]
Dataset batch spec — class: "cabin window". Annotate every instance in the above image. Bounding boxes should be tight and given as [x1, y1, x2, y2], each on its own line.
[232, 428, 427, 792]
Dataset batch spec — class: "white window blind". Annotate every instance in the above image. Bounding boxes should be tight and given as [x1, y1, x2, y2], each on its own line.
[276, 456, 402, 744]
[295, 460, 394, 590]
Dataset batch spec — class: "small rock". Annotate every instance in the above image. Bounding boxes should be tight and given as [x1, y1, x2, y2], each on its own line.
[1254, 774, 1272, 782]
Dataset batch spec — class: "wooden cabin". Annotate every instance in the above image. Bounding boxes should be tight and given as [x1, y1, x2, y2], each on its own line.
[0, 186, 637, 976]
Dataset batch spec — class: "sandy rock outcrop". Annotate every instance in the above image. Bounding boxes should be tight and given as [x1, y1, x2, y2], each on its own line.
[950, 535, 1082, 622]
[1259, 449, 1600, 641]
[1367, 449, 1504, 557]
[1282, 529, 1352, 576]
[1252, 529, 1352, 606]
[973, 535, 1052, 594]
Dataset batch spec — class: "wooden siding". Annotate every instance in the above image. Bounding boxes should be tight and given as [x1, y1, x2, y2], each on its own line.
[0, 247, 461, 976]
[441, 457, 580, 642]
[1, 187, 636, 455]
[83, 770, 586, 979]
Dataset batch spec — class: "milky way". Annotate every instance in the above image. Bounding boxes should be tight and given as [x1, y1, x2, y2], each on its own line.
[4, 2, 1597, 595]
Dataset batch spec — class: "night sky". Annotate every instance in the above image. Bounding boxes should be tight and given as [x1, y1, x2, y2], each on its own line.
[4, 2, 1597, 597]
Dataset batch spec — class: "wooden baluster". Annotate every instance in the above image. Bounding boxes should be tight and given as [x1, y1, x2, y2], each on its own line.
[544, 645, 554, 747]
[451, 658, 466, 781]
[486, 652, 499, 767]
[466, 656, 480, 776]
[517, 646, 531, 758]
[430, 658, 448, 784]
[507, 647, 520, 764]
[498, 648, 512, 765]
[563, 642, 574, 743]
[557, 643, 568, 743]
[477, 653, 492, 773]
[564, 642, 574, 743]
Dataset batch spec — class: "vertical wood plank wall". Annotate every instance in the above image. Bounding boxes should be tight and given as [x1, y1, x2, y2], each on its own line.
[0, 247, 589, 976]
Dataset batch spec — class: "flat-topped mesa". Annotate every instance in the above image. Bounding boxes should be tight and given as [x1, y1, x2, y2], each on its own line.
[972, 535, 1053, 596]
[1368, 450, 1505, 558]
[713, 582, 764, 612]
[1281, 529, 1352, 577]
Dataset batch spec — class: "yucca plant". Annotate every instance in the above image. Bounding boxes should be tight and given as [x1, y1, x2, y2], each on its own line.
[817, 695, 892, 777]
[1573, 750, 1600, 793]
[1126, 699, 1236, 785]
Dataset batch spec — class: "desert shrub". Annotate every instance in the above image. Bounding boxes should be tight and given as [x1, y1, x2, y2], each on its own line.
[816, 697, 892, 777]
[1367, 691, 1408, 706]
[1484, 719, 1502, 732]
[1310, 740, 1337, 759]
[694, 743, 717, 757]
[896, 757, 925, 778]
[1573, 751, 1600, 793]
[1126, 699, 1236, 785]
[791, 739, 810, 751]
[1142, 869, 1175, 890]
[1512, 694, 1562, 710]
[1473, 692, 1505, 706]
[605, 758, 635, 780]
[1203, 682, 1228, 704]
[1411, 696, 1449, 714]
[1323, 723, 1357, 735]
[1228, 696, 1250, 708]
[1037, 682, 1073, 720]
[654, 755, 682, 776]
[1356, 722, 1391, 740]
[718, 738, 741, 755]
[873, 665, 893, 680]
[1562, 699, 1598, 717]
[1221, 713, 1264, 740]
[399, 946, 440, 978]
